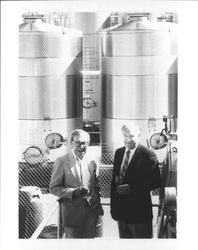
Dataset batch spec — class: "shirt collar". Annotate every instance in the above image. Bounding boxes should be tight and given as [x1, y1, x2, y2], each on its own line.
[125, 142, 139, 154]
[72, 150, 82, 163]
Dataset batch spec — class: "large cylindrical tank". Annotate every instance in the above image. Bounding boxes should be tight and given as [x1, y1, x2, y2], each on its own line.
[19, 15, 82, 162]
[101, 16, 177, 162]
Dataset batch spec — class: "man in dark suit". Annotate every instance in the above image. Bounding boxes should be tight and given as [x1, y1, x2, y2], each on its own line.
[110, 123, 162, 238]
[50, 129, 103, 238]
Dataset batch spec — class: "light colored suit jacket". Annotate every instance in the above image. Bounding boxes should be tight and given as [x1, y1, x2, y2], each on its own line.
[49, 151, 99, 228]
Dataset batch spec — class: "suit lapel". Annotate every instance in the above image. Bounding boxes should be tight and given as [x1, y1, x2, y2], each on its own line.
[116, 147, 125, 175]
[123, 144, 142, 177]
[129, 144, 141, 166]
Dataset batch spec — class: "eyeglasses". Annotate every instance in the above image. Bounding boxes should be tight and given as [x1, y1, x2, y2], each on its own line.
[73, 141, 89, 147]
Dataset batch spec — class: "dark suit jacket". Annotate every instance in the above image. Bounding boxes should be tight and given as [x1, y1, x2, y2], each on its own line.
[110, 144, 162, 223]
[49, 152, 101, 228]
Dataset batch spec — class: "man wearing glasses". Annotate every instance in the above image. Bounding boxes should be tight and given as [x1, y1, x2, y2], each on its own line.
[50, 129, 103, 238]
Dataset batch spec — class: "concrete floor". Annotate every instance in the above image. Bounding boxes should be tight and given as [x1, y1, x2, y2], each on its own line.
[102, 204, 119, 238]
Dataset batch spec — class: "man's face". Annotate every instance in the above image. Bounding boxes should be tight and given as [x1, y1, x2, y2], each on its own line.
[122, 127, 140, 150]
[71, 135, 89, 159]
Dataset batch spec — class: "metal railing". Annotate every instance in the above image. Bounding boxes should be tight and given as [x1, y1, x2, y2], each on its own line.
[18, 160, 160, 239]
[30, 201, 59, 239]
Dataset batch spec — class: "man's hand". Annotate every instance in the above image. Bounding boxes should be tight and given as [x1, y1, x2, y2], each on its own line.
[73, 186, 89, 198]
[116, 184, 131, 195]
[110, 208, 119, 221]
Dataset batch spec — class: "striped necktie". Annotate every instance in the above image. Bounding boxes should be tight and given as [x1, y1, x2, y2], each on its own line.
[120, 150, 130, 179]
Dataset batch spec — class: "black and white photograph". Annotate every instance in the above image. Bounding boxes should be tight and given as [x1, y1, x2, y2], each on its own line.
[1, 0, 198, 250]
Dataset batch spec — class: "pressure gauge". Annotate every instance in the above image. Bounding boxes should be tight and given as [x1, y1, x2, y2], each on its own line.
[83, 97, 95, 109]
[23, 146, 44, 164]
[45, 133, 65, 149]
[150, 133, 168, 150]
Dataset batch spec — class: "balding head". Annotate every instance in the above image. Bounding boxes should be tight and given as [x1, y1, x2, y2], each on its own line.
[121, 122, 141, 150]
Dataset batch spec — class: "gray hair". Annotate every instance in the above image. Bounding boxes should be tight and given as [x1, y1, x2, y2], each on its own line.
[121, 122, 141, 136]
[70, 129, 90, 143]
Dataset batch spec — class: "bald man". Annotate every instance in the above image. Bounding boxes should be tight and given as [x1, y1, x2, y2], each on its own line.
[110, 123, 162, 238]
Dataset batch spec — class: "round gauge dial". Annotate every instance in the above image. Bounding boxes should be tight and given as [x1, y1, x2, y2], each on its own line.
[45, 133, 64, 149]
[23, 146, 43, 165]
[83, 97, 95, 109]
[150, 133, 168, 150]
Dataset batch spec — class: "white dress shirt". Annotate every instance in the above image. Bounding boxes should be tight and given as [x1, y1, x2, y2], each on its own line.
[72, 151, 83, 182]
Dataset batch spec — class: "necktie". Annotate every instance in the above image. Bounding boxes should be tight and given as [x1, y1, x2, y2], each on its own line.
[120, 150, 130, 179]
[76, 158, 83, 182]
